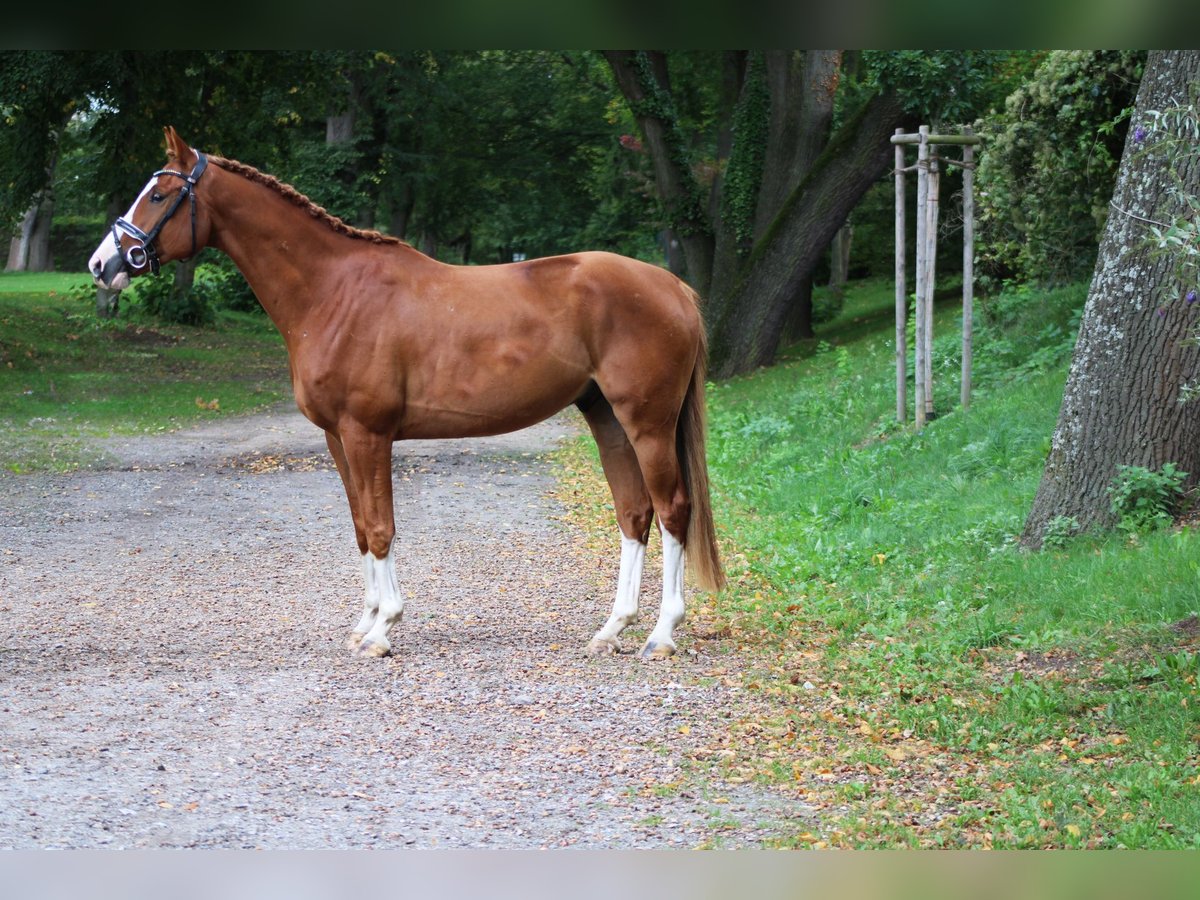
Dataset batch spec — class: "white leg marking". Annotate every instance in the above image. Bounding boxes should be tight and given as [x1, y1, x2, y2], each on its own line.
[359, 542, 404, 656]
[589, 532, 645, 652]
[348, 551, 379, 641]
[643, 526, 686, 658]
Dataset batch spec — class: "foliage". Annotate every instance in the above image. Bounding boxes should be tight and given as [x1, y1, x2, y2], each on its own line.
[972, 281, 1088, 388]
[863, 51, 1033, 126]
[720, 52, 768, 253]
[1041, 514, 1081, 548]
[974, 51, 1146, 288]
[122, 253, 260, 324]
[1108, 463, 1189, 534]
[1137, 89, 1200, 306]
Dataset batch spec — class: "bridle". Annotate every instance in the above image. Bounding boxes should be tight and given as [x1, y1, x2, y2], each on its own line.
[111, 152, 209, 275]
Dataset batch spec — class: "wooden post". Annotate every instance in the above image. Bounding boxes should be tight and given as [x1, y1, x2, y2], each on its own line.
[891, 126, 982, 428]
[961, 127, 975, 410]
[924, 150, 940, 422]
[914, 126, 929, 429]
[894, 128, 907, 423]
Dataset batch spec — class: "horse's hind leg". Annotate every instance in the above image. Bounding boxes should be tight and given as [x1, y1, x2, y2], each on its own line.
[601, 387, 691, 660]
[630, 430, 691, 660]
[578, 394, 653, 655]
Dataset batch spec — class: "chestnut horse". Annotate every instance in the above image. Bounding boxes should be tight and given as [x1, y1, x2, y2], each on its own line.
[89, 127, 724, 659]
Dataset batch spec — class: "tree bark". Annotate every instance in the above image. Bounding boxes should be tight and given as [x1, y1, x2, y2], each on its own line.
[6, 204, 37, 272]
[1021, 50, 1200, 547]
[605, 50, 908, 376]
[708, 89, 909, 375]
[5, 190, 55, 273]
[830, 222, 853, 290]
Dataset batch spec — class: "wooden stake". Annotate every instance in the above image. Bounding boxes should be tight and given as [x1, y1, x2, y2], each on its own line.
[924, 151, 939, 422]
[961, 128, 975, 410]
[895, 128, 906, 423]
[914, 126, 929, 429]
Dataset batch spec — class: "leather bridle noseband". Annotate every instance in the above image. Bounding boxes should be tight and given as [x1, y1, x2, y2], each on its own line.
[111, 152, 209, 275]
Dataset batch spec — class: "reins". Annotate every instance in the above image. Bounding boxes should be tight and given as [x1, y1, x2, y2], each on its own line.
[111, 152, 209, 275]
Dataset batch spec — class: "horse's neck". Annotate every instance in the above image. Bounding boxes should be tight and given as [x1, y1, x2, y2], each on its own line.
[206, 170, 345, 333]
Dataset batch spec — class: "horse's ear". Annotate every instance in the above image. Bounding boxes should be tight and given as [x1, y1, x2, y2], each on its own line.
[162, 126, 190, 163]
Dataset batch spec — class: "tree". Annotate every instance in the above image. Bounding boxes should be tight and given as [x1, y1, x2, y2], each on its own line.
[605, 51, 1022, 377]
[0, 52, 108, 271]
[1021, 50, 1200, 547]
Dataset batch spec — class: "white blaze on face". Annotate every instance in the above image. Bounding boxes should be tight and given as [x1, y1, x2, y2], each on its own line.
[88, 177, 158, 291]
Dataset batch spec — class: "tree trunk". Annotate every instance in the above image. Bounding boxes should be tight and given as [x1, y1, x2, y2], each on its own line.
[1021, 50, 1200, 547]
[27, 191, 54, 271]
[830, 221, 853, 289]
[5, 192, 55, 273]
[172, 257, 198, 305]
[606, 50, 909, 377]
[386, 180, 415, 240]
[6, 204, 37, 272]
[708, 89, 909, 376]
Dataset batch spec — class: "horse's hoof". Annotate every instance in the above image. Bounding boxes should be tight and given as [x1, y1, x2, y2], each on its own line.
[639, 640, 676, 661]
[586, 636, 621, 656]
[356, 640, 391, 658]
[345, 632, 366, 652]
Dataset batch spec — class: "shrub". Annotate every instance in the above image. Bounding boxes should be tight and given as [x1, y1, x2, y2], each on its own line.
[1108, 463, 1188, 534]
[975, 51, 1145, 288]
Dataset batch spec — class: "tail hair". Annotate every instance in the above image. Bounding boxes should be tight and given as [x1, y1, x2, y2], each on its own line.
[678, 307, 726, 593]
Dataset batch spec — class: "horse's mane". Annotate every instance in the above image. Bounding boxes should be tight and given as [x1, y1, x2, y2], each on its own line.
[207, 154, 406, 247]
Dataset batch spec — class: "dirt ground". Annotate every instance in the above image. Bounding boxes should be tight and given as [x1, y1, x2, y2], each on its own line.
[0, 405, 809, 848]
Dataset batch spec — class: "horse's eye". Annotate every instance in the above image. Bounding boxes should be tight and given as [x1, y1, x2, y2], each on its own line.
[151, 192, 164, 203]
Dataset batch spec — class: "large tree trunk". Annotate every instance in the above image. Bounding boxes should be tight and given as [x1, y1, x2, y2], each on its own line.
[6, 204, 37, 271]
[1021, 50, 1200, 547]
[707, 89, 908, 375]
[5, 191, 55, 273]
[606, 50, 908, 376]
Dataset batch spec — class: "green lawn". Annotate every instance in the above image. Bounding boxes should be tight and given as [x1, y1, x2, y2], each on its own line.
[0, 272, 289, 472]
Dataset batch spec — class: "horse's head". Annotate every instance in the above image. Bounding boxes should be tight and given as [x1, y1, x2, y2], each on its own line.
[89, 126, 212, 291]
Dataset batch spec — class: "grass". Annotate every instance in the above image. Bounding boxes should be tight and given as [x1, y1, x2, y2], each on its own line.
[560, 277, 1200, 848]
[0, 271, 289, 472]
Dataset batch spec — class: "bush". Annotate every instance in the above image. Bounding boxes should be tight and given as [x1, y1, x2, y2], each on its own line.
[975, 51, 1145, 288]
[1108, 463, 1188, 534]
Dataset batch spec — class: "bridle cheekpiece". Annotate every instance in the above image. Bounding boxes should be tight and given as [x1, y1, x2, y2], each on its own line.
[111, 151, 209, 275]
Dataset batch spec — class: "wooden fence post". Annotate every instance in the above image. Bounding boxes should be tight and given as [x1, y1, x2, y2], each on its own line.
[961, 127, 975, 410]
[914, 126, 929, 429]
[894, 128, 907, 423]
[924, 149, 940, 423]
[891, 127, 981, 429]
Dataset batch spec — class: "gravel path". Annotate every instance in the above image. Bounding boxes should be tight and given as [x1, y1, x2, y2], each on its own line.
[0, 406, 808, 848]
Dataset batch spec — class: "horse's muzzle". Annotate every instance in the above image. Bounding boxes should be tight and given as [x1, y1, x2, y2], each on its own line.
[89, 239, 131, 291]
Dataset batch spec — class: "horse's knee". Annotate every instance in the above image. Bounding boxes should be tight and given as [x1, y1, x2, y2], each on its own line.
[365, 526, 395, 559]
[619, 508, 653, 543]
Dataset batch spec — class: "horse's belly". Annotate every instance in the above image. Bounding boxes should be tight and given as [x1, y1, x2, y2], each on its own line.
[401, 377, 584, 439]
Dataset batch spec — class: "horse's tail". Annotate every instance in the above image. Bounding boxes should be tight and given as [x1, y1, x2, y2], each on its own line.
[678, 306, 726, 593]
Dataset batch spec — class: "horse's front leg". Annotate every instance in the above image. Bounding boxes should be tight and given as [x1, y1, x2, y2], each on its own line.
[326, 432, 379, 649]
[330, 426, 403, 657]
